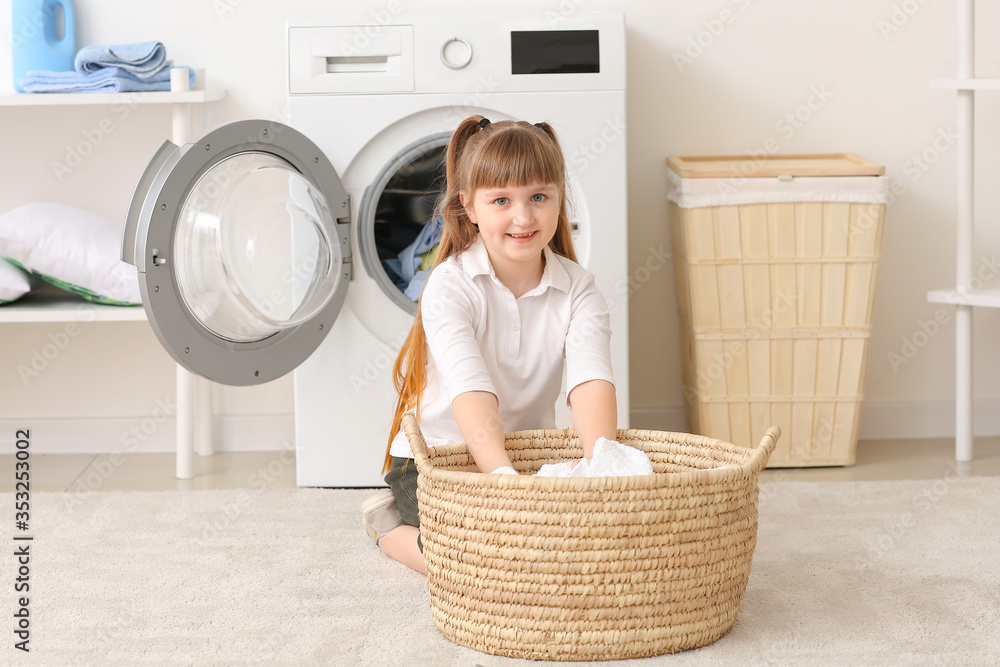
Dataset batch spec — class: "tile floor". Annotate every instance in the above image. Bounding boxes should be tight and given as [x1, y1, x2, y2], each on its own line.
[3, 436, 1000, 493]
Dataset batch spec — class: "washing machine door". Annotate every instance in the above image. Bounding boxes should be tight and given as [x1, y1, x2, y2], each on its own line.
[122, 120, 350, 386]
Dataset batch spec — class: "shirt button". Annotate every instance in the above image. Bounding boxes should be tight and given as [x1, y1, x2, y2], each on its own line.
[512, 324, 520, 331]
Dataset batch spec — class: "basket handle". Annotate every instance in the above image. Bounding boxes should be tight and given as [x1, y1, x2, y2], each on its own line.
[747, 426, 781, 474]
[402, 412, 432, 476]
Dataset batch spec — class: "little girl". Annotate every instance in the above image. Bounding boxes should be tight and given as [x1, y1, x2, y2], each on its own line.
[362, 115, 619, 574]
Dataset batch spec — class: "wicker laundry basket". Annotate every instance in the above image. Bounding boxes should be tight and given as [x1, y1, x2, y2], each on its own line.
[666, 154, 887, 467]
[405, 413, 780, 661]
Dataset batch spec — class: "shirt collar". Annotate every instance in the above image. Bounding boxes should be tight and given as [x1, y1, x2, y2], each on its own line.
[462, 234, 571, 295]
[461, 234, 493, 278]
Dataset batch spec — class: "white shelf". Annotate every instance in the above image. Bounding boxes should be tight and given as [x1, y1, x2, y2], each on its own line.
[0, 89, 226, 106]
[929, 0, 984, 463]
[0, 289, 146, 323]
[929, 78, 1000, 90]
[928, 286, 1000, 308]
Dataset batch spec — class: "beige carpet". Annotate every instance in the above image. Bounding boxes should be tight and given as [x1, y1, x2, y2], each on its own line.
[2, 476, 999, 666]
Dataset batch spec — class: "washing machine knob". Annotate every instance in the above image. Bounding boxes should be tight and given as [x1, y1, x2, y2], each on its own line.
[440, 37, 473, 70]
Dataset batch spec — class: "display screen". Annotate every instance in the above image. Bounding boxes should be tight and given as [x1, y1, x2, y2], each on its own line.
[511, 30, 600, 75]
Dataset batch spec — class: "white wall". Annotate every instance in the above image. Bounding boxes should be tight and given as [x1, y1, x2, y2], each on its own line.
[1, 0, 998, 453]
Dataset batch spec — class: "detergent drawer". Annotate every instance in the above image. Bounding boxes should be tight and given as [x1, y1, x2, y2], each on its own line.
[288, 25, 415, 94]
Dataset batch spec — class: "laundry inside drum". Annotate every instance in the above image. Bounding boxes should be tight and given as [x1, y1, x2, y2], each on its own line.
[373, 143, 447, 304]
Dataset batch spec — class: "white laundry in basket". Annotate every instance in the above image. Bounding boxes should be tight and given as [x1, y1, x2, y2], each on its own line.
[535, 437, 654, 478]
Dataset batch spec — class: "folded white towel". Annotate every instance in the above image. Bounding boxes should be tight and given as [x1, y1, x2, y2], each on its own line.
[536, 437, 654, 478]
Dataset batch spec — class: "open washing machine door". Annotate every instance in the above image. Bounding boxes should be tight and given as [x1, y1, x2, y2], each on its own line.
[122, 120, 351, 386]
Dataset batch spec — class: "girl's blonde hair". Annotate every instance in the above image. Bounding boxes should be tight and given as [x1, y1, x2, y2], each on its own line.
[382, 115, 578, 472]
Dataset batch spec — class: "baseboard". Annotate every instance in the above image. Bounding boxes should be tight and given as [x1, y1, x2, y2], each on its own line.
[4, 414, 294, 454]
[858, 399, 1000, 440]
[630, 400, 1000, 441]
[9, 401, 1000, 454]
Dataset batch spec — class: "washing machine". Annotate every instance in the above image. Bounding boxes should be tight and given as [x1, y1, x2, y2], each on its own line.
[123, 12, 629, 487]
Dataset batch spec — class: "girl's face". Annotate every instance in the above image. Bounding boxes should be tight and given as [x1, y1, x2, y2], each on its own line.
[461, 181, 560, 282]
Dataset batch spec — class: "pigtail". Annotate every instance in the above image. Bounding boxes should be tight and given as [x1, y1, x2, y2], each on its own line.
[434, 115, 489, 263]
[533, 121, 578, 264]
[533, 121, 558, 142]
[382, 115, 488, 473]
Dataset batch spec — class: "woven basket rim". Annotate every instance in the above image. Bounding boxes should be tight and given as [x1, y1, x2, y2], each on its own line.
[403, 413, 779, 489]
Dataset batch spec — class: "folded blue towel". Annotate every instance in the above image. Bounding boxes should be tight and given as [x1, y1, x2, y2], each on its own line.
[74, 41, 171, 79]
[20, 66, 195, 94]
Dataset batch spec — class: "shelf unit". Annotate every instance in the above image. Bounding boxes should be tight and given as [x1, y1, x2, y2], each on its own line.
[3, 85, 226, 478]
[929, 78, 1000, 91]
[0, 284, 147, 323]
[925, 0, 995, 462]
[0, 89, 225, 106]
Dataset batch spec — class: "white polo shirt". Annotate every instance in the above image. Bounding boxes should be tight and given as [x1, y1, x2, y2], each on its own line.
[388, 235, 616, 459]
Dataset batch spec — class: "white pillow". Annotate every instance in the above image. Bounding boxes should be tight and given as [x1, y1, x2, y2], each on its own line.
[0, 202, 141, 305]
[0, 257, 35, 303]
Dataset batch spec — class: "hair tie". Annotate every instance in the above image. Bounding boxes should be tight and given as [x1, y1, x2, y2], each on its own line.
[479, 118, 491, 129]
[534, 122, 544, 128]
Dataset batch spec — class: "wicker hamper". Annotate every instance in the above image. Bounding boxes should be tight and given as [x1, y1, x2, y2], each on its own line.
[405, 413, 780, 661]
[666, 154, 888, 466]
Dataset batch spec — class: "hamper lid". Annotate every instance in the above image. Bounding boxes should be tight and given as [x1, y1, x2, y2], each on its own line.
[665, 153, 888, 209]
[666, 153, 884, 178]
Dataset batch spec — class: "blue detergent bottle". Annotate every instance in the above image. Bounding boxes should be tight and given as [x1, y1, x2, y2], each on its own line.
[11, 0, 76, 92]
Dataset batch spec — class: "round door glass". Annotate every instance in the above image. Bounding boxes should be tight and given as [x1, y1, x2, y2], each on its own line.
[174, 152, 341, 343]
